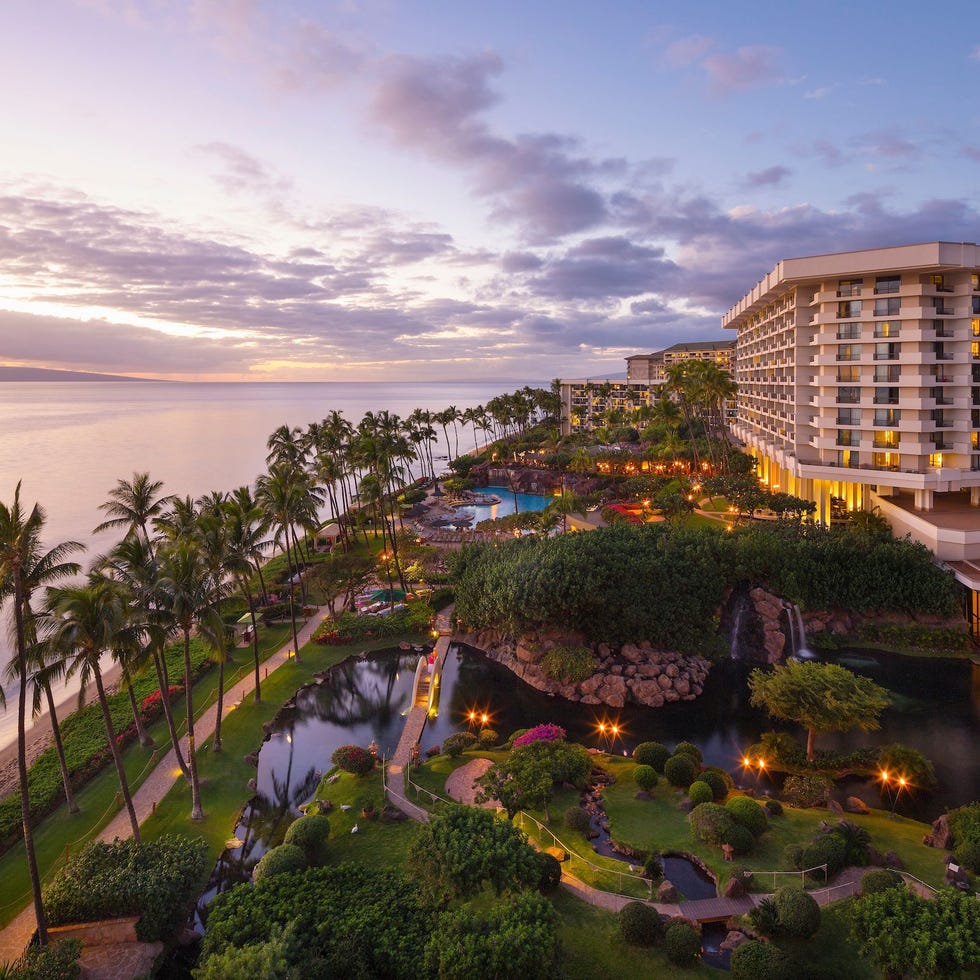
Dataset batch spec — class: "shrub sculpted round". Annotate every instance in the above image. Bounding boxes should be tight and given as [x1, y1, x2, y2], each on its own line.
[664, 753, 697, 788]
[283, 814, 330, 867]
[724, 823, 755, 856]
[689, 802, 736, 845]
[442, 732, 477, 758]
[478, 728, 499, 748]
[688, 780, 713, 807]
[564, 806, 592, 835]
[253, 844, 307, 882]
[764, 799, 784, 817]
[726, 796, 769, 838]
[775, 886, 821, 939]
[861, 868, 905, 896]
[731, 940, 792, 980]
[619, 901, 663, 946]
[633, 741, 671, 772]
[331, 744, 375, 776]
[634, 765, 659, 792]
[802, 833, 847, 878]
[673, 741, 703, 766]
[665, 922, 701, 966]
[698, 768, 729, 801]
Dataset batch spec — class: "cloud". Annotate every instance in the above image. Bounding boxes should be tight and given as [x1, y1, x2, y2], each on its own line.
[971, 45, 980, 61]
[664, 34, 715, 67]
[857, 129, 920, 159]
[195, 142, 293, 196]
[741, 166, 792, 189]
[702, 46, 785, 94]
[803, 85, 835, 100]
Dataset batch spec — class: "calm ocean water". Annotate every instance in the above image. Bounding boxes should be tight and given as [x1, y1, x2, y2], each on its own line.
[0, 379, 535, 748]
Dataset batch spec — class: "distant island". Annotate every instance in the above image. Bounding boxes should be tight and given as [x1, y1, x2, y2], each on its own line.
[0, 366, 156, 382]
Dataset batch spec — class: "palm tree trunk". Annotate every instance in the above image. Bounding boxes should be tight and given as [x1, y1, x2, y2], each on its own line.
[182, 631, 204, 820]
[152, 646, 188, 778]
[242, 580, 261, 703]
[43, 685, 79, 813]
[282, 532, 301, 664]
[93, 667, 140, 841]
[123, 666, 154, 747]
[213, 657, 225, 753]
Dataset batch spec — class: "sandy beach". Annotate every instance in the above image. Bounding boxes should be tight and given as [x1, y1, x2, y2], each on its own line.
[0, 662, 124, 799]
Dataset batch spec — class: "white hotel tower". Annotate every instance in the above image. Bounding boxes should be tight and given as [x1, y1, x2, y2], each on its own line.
[723, 242, 980, 627]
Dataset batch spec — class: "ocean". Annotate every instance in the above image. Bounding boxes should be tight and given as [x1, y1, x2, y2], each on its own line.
[0, 379, 537, 750]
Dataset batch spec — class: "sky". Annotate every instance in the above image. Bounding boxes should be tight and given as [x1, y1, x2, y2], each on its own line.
[1, 1, 979, 382]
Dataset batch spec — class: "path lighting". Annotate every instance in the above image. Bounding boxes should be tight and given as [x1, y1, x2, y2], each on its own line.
[879, 769, 908, 818]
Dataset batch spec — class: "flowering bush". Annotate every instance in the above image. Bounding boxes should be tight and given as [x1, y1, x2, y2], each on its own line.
[140, 685, 183, 723]
[331, 745, 375, 777]
[512, 724, 566, 748]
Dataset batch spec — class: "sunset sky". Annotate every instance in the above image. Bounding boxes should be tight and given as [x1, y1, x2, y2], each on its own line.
[2, 1, 979, 381]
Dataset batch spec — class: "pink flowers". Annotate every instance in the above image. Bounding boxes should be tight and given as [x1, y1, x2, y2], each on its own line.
[513, 723, 567, 748]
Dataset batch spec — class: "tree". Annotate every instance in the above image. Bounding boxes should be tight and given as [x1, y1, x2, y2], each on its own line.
[0, 483, 82, 946]
[46, 576, 143, 841]
[475, 756, 553, 821]
[851, 886, 980, 978]
[93, 471, 172, 553]
[748, 660, 890, 762]
[409, 804, 540, 901]
[876, 742, 937, 790]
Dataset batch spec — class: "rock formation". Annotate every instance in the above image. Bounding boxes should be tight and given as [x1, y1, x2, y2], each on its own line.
[455, 629, 711, 709]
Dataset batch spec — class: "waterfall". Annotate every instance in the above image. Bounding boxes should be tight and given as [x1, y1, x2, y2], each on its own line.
[728, 591, 751, 660]
[788, 603, 816, 660]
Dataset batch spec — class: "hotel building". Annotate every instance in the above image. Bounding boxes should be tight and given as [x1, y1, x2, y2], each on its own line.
[723, 242, 980, 626]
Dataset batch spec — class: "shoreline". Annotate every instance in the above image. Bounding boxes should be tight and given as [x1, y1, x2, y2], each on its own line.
[0, 662, 124, 799]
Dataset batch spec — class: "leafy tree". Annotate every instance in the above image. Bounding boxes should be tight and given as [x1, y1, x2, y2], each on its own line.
[475, 757, 552, 820]
[876, 743, 938, 790]
[423, 893, 560, 980]
[749, 661, 890, 761]
[409, 805, 539, 901]
[851, 886, 980, 978]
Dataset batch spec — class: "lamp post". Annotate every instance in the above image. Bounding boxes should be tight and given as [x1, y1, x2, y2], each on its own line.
[879, 770, 907, 818]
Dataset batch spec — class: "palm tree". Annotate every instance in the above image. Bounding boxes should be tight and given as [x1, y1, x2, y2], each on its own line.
[0, 483, 82, 946]
[664, 362, 702, 472]
[156, 539, 228, 820]
[93, 472, 171, 554]
[45, 577, 142, 841]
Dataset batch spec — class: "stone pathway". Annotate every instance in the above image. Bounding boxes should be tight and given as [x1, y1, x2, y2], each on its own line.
[0, 606, 334, 967]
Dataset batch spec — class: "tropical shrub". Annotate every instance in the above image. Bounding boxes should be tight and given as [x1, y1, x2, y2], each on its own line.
[512, 723, 566, 748]
[724, 824, 755, 856]
[726, 796, 768, 837]
[748, 896, 781, 937]
[665, 922, 701, 966]
[781, 773, 832, 808]
[564, 807, 592, 835]
[634, 765, 659, 792]
[283, 814, 330, 867]
[775, 886, 821, 939]
[330, 745, 375, 776]
[643, 854, 664, 881]
[698, 768, 730, 801]
[688, 780, 713, 807]
[442, 732, 477, 757]
[801, 833, 848, 878]
[664, 753, 697, 788]
[5, 938, 82, 980]
[730, 940, 792, 980]
[540, 645, 595, 684]
[948, 801, 980, 849]
[478, 728, 499, 747]
[861, 868, 905, 895]
[673, 741, 703, 766]
[619, 901, 662, 946]
[834, 820, 871, 866]
[688, 803, 735, 845]
[633, 741, 670, 772]
[953, 840, 980, 874]
[253, 844, 307, 882]
[43, 835, 209, 942]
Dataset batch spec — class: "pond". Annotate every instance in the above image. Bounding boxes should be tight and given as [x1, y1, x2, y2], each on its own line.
[454, 484, 551, 521]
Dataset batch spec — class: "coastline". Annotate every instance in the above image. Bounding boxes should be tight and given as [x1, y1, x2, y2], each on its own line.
[0, 662, 124, 799]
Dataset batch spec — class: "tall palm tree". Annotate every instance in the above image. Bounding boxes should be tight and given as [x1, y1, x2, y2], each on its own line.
[0, 483, 82, 946]
[664, 362, 702, 472]
[93, 472, 171, 554]
[45, 577, 142, 841]
[156, 539, 228, 820]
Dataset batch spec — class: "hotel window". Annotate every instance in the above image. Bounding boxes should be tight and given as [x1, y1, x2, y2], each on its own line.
[875, 342, 899, 360]
[874, 320, 899, 338]
[972, 273, 979, 290]
[929, 452, 944, 467]
[837, 322, 861, 340]
[837, 278, 862, 297]
[973, 297, 980, 314]
[874, 408, 901, 426]
[972, 341, 980, 360]
[837, 366, 860, 383]
[838, 300, 862, 318]
[836, 429, 856, 446]
[872, 451, 900, 469]
[874, 387, 899, 404]
[875, 297, 901, 316]
[973, 433, 979, 450]
[973, 319, 980, 337]
[931, 274, 953, 292]
[875, 275, 901, 294]
[837, 450, 859, 467]
[837, 344, 862, 361]
[837, 408, 861, 425]
[874, 430, 898, 448]
[935, 342, 953, 360]
[837, 386, 861, 404]
[874, 365, 900, 382]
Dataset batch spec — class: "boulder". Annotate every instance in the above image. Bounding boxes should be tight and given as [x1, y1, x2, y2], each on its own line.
[720, 930, 750, 952]
[723, 877, 746, 899]
[620, 643, 644, 664]
[828, 799, 844, 815]
[673, 677, 691, 697]
[657, 880, 679, 903]
[598, 674, 628, 707]
[845, 796, 871, 815]
[657, 673, 673, 690]
[884, 851, 905, 870]
[931, 814, 954, 850]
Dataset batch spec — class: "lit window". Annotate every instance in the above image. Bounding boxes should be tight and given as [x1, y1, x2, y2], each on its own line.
[973, 318, 980, 337]
[929, 453, 944, 467]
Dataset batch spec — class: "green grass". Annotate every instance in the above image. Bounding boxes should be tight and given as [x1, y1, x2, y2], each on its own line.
[599, 755, 948, 891]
